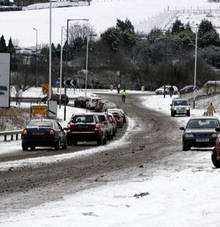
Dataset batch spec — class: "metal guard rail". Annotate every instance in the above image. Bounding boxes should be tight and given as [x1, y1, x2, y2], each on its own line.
[0, 130, 22, 142]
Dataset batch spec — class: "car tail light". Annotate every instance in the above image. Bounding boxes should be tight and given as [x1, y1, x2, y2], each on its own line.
[49, 128, 55, 135]
[67, 122, 75, 128]
[22, 129, 28, 135]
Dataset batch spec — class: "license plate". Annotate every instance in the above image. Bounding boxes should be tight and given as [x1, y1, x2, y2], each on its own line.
[32, 132, 44, 136]
[196, 138, 209, 142]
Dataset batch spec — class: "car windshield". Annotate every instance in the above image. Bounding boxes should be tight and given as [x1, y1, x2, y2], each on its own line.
[173, 100, 188, 106]
[98, 115, 106, 122]
[72, 115, 94, 123]
[187, 119, 219, 129]
[28, 120, 53, 128]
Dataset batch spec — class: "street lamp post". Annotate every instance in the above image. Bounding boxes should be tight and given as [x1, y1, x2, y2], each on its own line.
[48, 0, 52, 100]
[63, 18, 89, 120]
[193, 26, 198, 109]
[85, 33, 96, 98]
[59, 26, 65, 109]
[33, 27, 38, 87]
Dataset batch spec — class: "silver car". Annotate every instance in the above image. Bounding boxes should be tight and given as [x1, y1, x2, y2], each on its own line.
[170, 98, 190, 117]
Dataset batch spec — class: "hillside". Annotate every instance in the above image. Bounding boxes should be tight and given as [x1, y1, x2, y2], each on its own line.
[0, 0, 219, 47]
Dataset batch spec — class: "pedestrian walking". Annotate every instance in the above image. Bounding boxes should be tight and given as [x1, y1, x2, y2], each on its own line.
[163, 85, 166, 98]
[207, 102, 216, 116]
[121, 89, 127, 103]
[169, 85, 174, 97]
[117, 84, 121, 94]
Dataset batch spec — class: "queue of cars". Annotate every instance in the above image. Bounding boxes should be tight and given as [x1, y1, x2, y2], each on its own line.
[21, 96, 126, 151]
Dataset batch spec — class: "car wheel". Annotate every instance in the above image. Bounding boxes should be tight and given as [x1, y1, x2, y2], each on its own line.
[55, 140, 60, 151]
[171, 111, 175, 117]
[73, 139, 77, 146]
[31, 146, 35, 151]
[67, 138, 72, 146]
[211, 149, 220, 168]
[97, 137, 103, 146]
[182, 143, 190, 151]
[22, 145, 28, 151]
[62, 139, 67, 150]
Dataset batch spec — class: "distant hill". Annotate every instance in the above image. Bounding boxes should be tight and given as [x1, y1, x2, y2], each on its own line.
[14, 0, 91, 7]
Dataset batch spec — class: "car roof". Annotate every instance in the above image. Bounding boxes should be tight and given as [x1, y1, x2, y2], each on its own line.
[30, 118, 55, 122]
[172, 98, 188, 101]
[189, 116, 219, 120]
[95, 112, 107, 115]
[72, 113, 96, 116]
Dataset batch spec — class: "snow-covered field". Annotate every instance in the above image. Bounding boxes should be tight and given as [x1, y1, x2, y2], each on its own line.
[1, 92, 220, 226]
[1, 0, 220, 47]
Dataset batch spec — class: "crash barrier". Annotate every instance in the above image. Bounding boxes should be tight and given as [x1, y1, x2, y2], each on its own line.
[0, 130, 22, 142]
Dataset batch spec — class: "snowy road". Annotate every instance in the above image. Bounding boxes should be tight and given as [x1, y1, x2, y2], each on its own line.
[1, 93, 220, 226]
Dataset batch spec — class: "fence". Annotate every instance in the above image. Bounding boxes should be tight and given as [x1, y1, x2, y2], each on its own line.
[0, 130, 22, 142]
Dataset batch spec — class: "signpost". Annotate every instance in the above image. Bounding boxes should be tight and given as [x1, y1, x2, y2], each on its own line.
[48, 100, 57, 118]
[0, 53, 10, 108]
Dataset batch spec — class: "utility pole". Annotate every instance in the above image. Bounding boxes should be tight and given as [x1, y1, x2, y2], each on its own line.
[193, 26, 198, 109]
[48, 0, 52, 100]
[59, 26, 65, 109]
[33, 27, 38, 87]
[64, 18, 89, 120]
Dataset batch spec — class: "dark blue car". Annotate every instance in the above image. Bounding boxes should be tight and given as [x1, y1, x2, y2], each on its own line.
[21, 118, 67, 151]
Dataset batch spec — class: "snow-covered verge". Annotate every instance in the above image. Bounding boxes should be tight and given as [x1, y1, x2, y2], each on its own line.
[1, 94, 220, 226]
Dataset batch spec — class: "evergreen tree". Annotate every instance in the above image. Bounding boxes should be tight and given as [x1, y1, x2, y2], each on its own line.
[0, 35, 7, 52]
[198, 20, 220, 47]
[171, 19, 184, 34]
[7, 37, 15, 54]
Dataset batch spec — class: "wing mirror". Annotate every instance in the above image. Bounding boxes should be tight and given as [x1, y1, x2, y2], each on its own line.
[215, 127, 220, 132]
[179, 127, 185, 130]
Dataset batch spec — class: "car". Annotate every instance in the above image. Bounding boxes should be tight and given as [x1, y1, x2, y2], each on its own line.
[41, 94, 69, 105]
[107, 108, 125, 128]
[94, 99, 107, 112]
[74, 96, 90, 108]
[211, 127, 220, 168]
[180, 116, 220, 151]
[21, 118, 67, 151]
[170, 98, 190, 117]
[179, 85, 198, 94]
[96, 113, 114, 140]
[66, 114, 108, 146]
[108, 108, 127, 123]
[155, 85, 178, 95]
[86, 97, 101, 110]
[107, 112, 117, 136]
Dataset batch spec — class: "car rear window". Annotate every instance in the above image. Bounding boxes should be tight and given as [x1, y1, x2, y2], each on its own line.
[173, 100, 188, 106]
[98, 115, 107, 122]
[187, 119, 220, 129]
[28, 120, 53, 128]
[72, 115, 94, 123]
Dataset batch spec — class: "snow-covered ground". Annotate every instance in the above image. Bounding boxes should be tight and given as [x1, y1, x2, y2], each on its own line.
[1, 92, 220, 226]
[0, 0, 219, 47]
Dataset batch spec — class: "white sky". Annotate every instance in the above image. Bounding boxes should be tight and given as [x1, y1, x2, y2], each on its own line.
[1, 89, 220, 226]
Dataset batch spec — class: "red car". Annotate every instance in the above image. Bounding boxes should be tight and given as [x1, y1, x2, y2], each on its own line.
[66, 114, 107, 146]
[212, 127, 220, 168]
